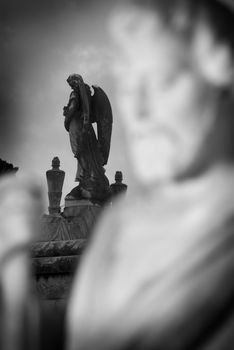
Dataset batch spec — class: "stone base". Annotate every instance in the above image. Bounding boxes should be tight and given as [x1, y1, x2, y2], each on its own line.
[40, 202, 102, 241]
[34, 199, 104, 302]
[35, 275, 73, 300]
[63, 199, 101, 218]
[32, 240, 86, 300]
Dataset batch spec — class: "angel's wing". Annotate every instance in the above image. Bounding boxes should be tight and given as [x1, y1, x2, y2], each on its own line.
[91, 85, 113, 165]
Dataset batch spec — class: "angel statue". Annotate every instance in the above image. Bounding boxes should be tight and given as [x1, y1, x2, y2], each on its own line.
[63, 74, 113, 202]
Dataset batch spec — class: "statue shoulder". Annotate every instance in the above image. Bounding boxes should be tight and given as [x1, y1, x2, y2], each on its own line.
[69, 90, 79, 101]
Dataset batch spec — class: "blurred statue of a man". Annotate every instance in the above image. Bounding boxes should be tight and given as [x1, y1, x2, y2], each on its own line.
[67, 1, 234, 349]
[63, 74, 112, 202]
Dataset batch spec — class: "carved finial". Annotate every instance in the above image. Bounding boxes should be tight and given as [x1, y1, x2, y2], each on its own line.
[46, 157, 65, 215]
[110, 171, 127, 199]
[115, 171, 123, 183]
[52, 157, 60, 169]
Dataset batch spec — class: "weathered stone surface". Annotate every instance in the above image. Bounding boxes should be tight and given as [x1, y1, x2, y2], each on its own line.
[33, 255, 79, 275]
[40, 205, 102, 241]
[31, 239, 86, 258]
[31, 239, 85, 299]
[64, 199, 94, 208]
[63, 201, 101, 219]
[35, 275, 73, 300]
[34, 199, 103, 301]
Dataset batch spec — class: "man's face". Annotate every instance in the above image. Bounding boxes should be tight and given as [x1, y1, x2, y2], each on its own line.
[111, 6, 221, 185]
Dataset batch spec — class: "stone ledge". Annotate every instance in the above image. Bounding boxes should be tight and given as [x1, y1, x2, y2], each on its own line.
[35, 275, 73, 300]
[32, 255, 80, 275]
[62, 203, 102, 218]
[64, 199, 95, 207]
[31, 239, 87, 258]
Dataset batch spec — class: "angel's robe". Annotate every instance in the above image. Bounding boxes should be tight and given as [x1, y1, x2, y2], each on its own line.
[64, 87, 109, 200]
[67, 164, 234, 350]
[67, 90, 84, 159]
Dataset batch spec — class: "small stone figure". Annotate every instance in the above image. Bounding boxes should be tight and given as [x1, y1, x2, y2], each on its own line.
[46, 157, 65, 215]
[63, 74, 112, 203]
[110, 171, 127, 199]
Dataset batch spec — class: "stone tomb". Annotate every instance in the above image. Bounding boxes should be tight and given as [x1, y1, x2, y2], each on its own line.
[32, 201, 102, 301]
[31, 158, 127, 303]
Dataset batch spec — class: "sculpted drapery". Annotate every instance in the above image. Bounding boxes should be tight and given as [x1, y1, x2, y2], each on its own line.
[63, 74, 112, 202]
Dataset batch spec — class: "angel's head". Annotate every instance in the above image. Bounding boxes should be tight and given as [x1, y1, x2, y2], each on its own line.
[111, 0, 234, 185]
[67, 74, 84, 90]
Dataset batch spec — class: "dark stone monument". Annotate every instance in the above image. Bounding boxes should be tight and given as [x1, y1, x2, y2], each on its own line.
[33, 158, 76, 302]
[32, 75, 114, 302]
[61, 73, 114, 239]
[31, 77, 128, 314]
[63, 74, 112, 204]
[34, 158, 88, 300]
[46, 157, 65, 215]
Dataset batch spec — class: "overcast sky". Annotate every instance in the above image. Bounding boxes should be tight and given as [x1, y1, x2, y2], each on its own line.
[0, 0, 134, 205]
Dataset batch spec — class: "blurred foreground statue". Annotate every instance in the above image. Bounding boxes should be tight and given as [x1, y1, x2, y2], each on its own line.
[0, 176, 42, 350]
[63, 74, 112, 202]
[67, 1, 234, 350]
